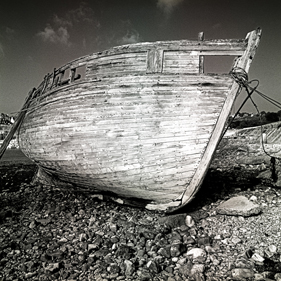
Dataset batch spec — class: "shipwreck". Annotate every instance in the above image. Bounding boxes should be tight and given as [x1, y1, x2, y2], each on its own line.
[1, 29, 262, 211]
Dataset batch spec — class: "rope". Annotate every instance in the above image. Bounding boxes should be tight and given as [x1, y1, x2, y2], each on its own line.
[222, 69, 259, 137]
[229, 67, 281, 160]
[248, 86, 281, 110]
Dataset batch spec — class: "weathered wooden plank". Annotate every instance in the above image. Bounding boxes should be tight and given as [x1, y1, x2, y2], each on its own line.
[87, 39, 246, 59]
[28, 89, 229, 117]
[35, 155, 198, 184]
[23, 113, 219, 130]
[22, 130, 204, 160]
[88, 52, 147, 62]
[49, 159, 198, 182]
[146, 49, 164, 73]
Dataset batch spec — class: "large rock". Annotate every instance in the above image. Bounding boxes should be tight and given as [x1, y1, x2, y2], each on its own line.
[231, 268, 254, 280]
[216, 196, 261, 216]
[158, 213, 186, 229]
[186, 248, 207, 263]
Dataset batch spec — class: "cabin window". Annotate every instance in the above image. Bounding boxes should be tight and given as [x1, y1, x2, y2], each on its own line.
[60, 68, 71, 86]
[202, 56, 237, 74]
[52, 64, 86, 89]
[72, 65, 86, 81]
[53, 71, 64, 87]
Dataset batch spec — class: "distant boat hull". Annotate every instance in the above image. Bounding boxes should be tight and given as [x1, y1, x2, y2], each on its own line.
[214, 121, 281, 166]
[18, 29, 261, 210]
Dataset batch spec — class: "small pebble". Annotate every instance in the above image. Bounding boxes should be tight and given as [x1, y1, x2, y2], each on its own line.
[251, 253, 265, 264]
[185, 215, 195, 228]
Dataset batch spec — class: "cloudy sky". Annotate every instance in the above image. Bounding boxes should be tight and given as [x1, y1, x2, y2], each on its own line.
[1, 0, 281, 114]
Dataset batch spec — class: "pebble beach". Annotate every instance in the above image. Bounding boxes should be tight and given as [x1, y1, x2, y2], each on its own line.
[1, 149, 281, 280]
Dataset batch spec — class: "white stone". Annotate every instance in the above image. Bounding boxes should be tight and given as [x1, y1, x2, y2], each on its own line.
[29, 220, 36, 229]
[216, 196, 261, 216]
[124, 260, 134, 276]
[88, 244, 98, 251]
[79, 233, 87, 241]
[90, 194, 103, 200]
[177, 258, 187, 265]
[231, 237, 241, 244]
[251, 253, 265, 263]
[221, 238, 229, 245]
[253, 273, 264, 280]
[191, 264, 205, 274]
[186, 248, 206, 261]
[109, 223, 118, 232]
[191, 264, 205, 275]
[214, 234, 222, 240]
[232, 268, 254, 279]
[95, 230, 104, 236]
[249, 195, 258, 201]
[268, 244, 277, 253]
[88, 216, 95, 227]
[58, 237, 68, 243]
[185, 215, 195, 227]
[265, 244, 277, 258]
[25, 272, 36, 278]
[45, 262, 60, 273]
[113, 198, 124, 204]
[205, 246, 215, 254]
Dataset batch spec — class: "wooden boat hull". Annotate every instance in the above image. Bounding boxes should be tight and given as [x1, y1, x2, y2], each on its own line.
[18, 29, 261, 210]
[215, 121, 281, 166]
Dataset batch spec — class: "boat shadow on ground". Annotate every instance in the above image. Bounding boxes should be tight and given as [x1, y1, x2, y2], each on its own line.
[177, 166, 262, 214]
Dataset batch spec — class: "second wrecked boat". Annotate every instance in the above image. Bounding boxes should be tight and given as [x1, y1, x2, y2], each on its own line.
[16, 29, 261, 211]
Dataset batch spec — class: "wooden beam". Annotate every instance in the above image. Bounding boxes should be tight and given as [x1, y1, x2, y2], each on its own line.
[177, 28, 262, 210]
[198, 32, 204, 74]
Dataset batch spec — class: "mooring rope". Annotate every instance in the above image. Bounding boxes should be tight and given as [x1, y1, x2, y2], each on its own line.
[223, 68, 259, 136]
[229, 67, 281, 160]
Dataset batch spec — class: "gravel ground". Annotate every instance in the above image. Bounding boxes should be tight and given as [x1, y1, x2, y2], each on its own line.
[1, 151, 281, 280]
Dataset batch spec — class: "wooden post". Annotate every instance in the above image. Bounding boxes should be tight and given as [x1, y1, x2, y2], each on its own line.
[177, 29, 262, 211]
[198, 32, 204, 74]
[0, 88, 36, 160]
